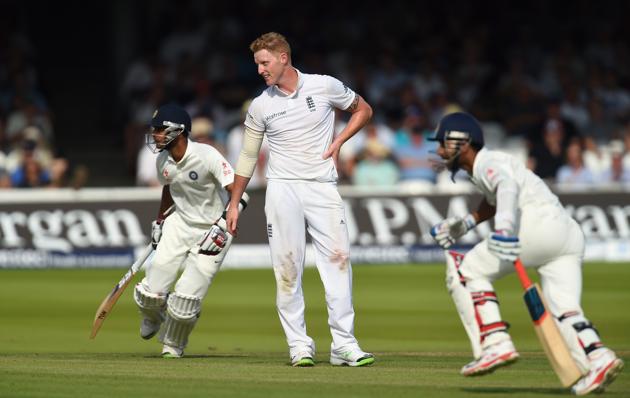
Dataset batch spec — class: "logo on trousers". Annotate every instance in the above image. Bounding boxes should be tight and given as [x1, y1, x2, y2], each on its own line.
[267, 224, 273, 237]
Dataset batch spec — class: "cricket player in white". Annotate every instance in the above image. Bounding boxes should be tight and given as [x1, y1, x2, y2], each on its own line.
[429, 112, 624, 395]
[226, 32, 374, 367]
[134, 103, 237, 358]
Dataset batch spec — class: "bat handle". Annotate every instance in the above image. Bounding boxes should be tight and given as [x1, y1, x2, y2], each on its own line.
[514, 258, 533, 290]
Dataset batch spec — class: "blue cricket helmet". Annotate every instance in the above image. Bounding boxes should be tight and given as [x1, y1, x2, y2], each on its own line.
[147, 103, 191, 153]
[151, 103, 191, 133]
[430, 112, 484, 148]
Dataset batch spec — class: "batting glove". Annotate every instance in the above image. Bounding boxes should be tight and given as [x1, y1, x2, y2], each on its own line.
[430, 214, 476, 249]
[150, 219, 163, 249]
[198, 223, 229, 255]
[487, 230, 521, 262]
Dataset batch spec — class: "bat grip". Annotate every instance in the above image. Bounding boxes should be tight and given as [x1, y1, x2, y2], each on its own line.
[514, 259, 533, 290]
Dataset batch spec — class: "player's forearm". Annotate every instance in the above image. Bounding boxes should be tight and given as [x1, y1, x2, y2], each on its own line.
[158, 186, 174, 219]
[336, 96, 373, 145]
[228, 175, 250, 208]
[472, 199, 496, 225]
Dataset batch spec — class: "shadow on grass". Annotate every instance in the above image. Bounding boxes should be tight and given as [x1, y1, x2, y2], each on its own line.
[143, 353, 250, 359]
[462, 387, 568, 395]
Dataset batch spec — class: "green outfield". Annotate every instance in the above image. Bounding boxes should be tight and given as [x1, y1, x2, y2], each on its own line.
[0, 263, 628, 398]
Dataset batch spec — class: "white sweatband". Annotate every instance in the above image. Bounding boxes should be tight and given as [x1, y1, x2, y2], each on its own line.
[235, 126, 264, 178]
[494, 179, 519, 233]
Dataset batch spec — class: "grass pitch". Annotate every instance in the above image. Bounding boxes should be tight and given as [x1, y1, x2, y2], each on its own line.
[0, 263, 628, 397]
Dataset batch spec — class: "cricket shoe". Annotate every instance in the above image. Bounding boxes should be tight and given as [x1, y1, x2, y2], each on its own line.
[291, 351, 315, 367]
[571, 348, 624, 395]
[330, 346, 375, 367]
[161, 344, 184, 359]
[140, 318, 160, 340]
[461, 340, 519, 377]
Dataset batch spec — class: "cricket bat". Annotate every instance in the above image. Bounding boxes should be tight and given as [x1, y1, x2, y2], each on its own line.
[89, 243, 154, 339]
[89, 204, 175, 339]
[513, 259, 584, 387]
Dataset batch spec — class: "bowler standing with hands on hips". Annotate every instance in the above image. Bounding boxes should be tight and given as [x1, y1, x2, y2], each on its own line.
[226, 32, 375, 367]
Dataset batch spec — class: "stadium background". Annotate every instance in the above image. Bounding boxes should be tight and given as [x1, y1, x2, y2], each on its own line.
[0, 2, 628, 397]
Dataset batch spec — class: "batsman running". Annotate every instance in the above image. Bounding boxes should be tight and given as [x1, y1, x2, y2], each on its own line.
[429, 111, 623, 395]
[136, 103, 244, 358]
[226, 32, 374, 367]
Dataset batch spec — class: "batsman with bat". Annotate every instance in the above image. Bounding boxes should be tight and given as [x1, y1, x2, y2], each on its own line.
[137, 103, 242, 358]
[429, 112, 623, 395]
[226, 32, 374, 367]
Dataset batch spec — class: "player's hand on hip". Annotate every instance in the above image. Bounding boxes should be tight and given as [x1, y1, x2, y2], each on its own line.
[226, 206, 239, 236]
[322, 141, 341, 169]
[150, 219, 163, 249]
[198, 223, 230, 256]
[430, 215, 476, 249]
[487, 230, 521, 261]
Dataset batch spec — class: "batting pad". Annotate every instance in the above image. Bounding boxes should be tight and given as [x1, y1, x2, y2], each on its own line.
[445, 251, 482, 358]
[134, 283, 167, 323]
[159, 292, 202, 349]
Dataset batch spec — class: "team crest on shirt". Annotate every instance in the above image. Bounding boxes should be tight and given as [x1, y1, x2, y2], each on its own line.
[222, 161, 232, 176]
[305, 96, 316, 112]
[189, 171, 198, 180]
[486, 168, 497, 182]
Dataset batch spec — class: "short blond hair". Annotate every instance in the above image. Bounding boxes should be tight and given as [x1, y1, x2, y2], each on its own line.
[249, 32, 291, 60]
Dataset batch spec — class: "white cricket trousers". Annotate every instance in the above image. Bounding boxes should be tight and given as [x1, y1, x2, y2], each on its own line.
[265, 180, 359, 356]
[142, 212, 230, 299]
[461, 202, 585, 316]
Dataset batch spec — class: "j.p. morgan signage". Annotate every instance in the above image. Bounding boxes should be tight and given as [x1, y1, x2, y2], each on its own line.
[0, 188, 628, 267]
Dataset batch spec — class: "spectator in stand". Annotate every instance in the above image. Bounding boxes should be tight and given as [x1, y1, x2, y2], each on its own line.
[352, 140, 399, 187]
[528, 119, 567, 180]
[0, 169, 11, 188]
[582, 136, 611, 177]
[10, 145, 50, 188]
[5, 126, 53, 174]
[393, 111, 437, 184]
[560, 83, 590, 135]
[190, 116, 222, 151]
[600, 140, 630, 184]
[556, 140, 595, 185]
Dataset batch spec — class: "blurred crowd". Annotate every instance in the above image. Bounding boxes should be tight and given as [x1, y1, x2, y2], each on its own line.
[0, 28, 87, 189]
[2, 1, 630, 189]
[125, 2, 630, 190]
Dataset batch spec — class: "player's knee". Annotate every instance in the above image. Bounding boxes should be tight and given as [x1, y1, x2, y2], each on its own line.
[134, 282, 167, 310]
[166, 292, 202, 322]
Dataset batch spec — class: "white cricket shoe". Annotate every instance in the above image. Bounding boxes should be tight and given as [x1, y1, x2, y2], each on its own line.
[291, 351, 315, 367]
[161, 344, 183, 359]
[330, 346, 375, 367]
[140, 318, 160, 340]
[461, 339, 519, 377]
[571, 348, 624, 395]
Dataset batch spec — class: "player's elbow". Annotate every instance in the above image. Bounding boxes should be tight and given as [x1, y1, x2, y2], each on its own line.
[362, 101, 373, 122]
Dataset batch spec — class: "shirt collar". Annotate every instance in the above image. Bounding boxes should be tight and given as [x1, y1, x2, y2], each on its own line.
[273, 67, 303, 98]
[168, 139, 192, 164]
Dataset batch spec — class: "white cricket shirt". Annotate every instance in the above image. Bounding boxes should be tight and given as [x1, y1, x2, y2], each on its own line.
[470, 148, 562, 231]
[157, 140, 234, 226]
[245, 69, 356, 182]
